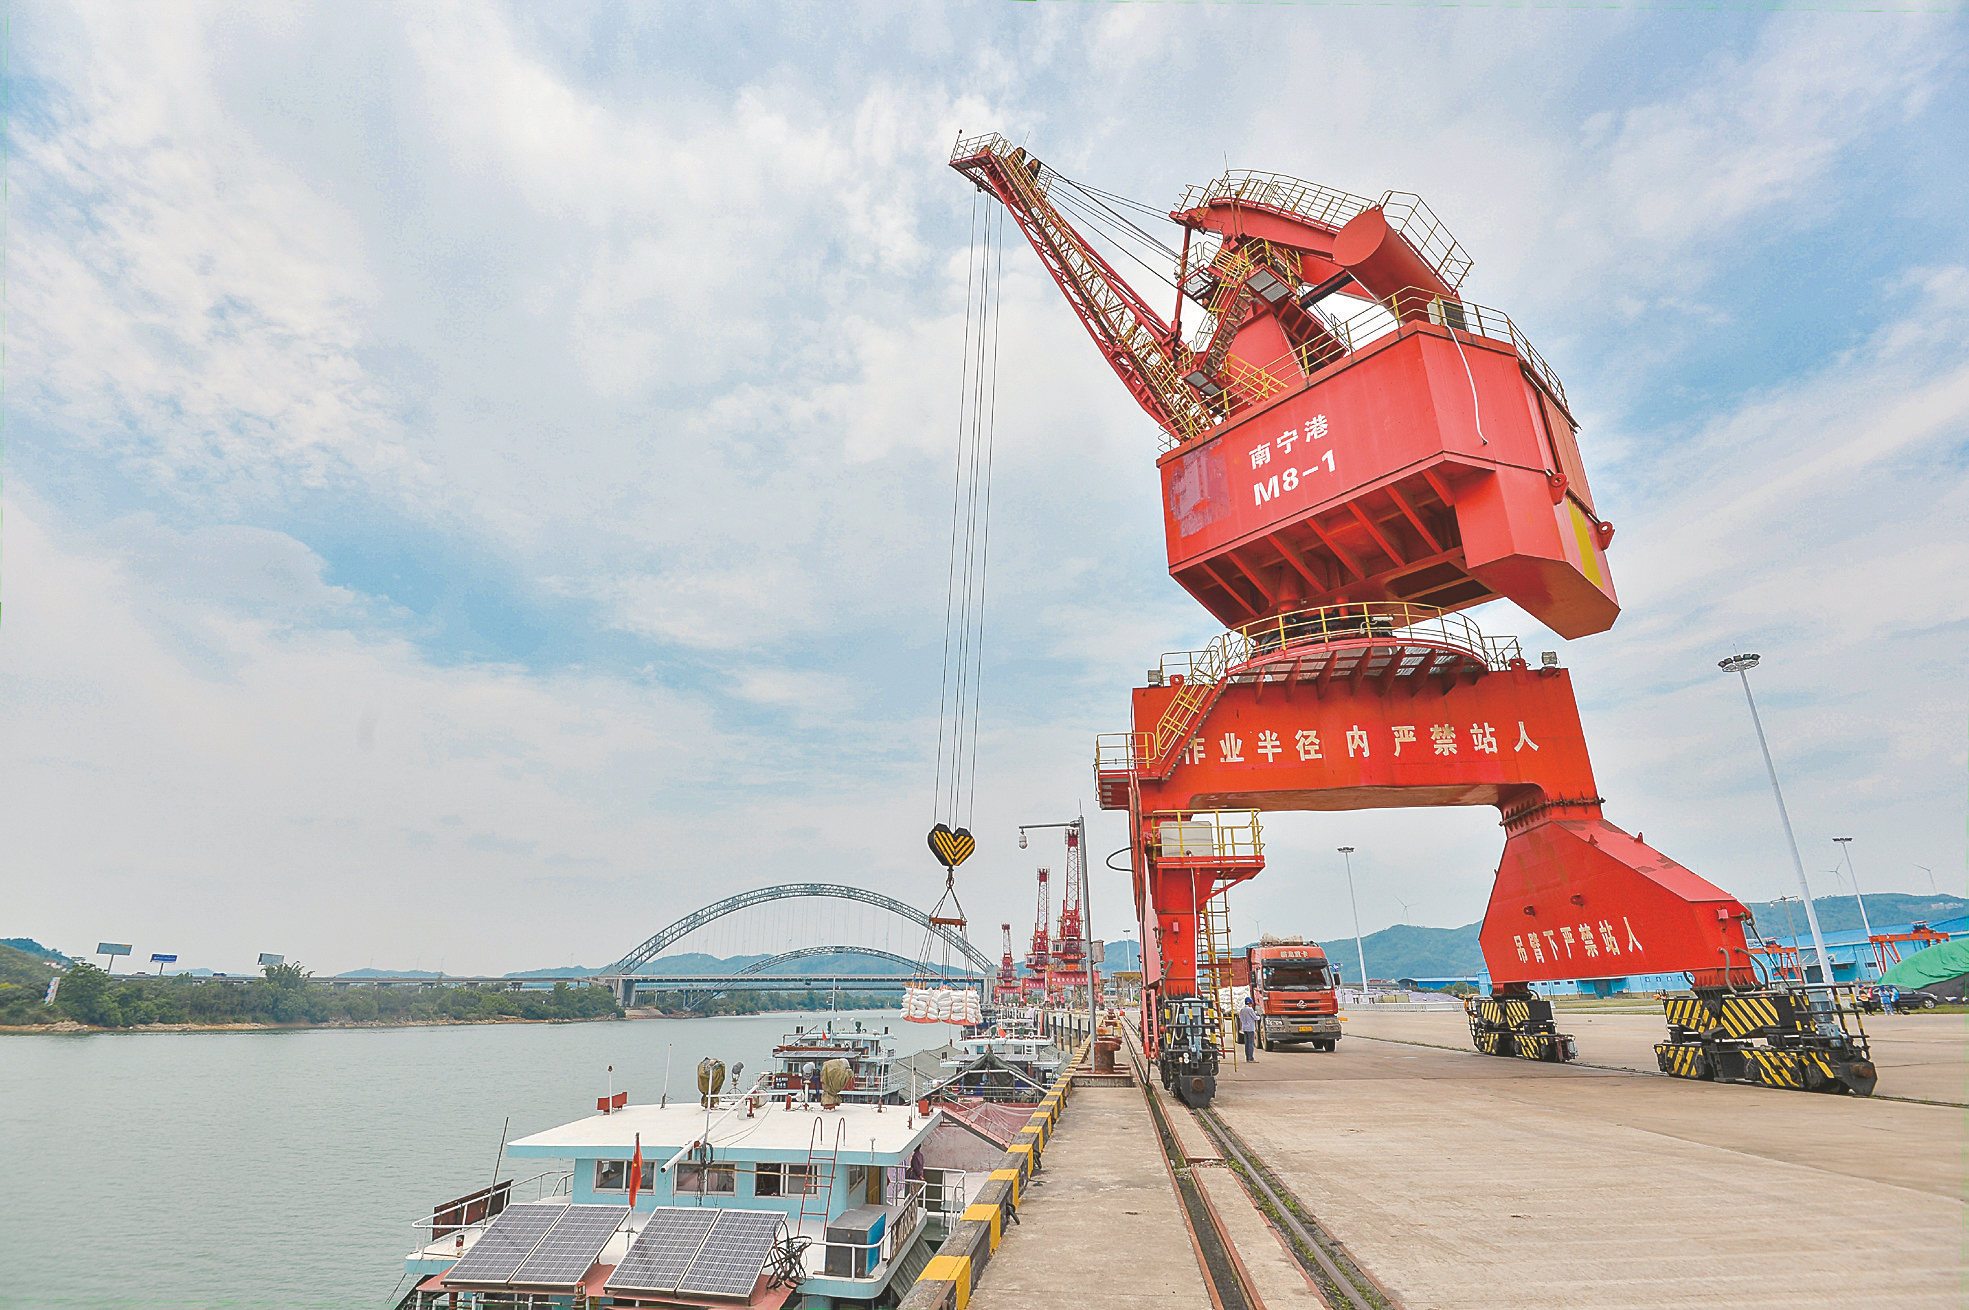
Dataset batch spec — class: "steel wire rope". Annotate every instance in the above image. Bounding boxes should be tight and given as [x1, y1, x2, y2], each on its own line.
[1052, 173, 1183, 259]
[1048, 185, 1183, 297]
[950, 215, 989, 815]
[931, 194, 984, 824]
[961, 204, 1005, 832]
[946, 204, 998, 825]
[1075, 178, 1182, 230]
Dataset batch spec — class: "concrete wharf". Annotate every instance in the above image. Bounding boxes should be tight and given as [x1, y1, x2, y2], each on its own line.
[899, 1008, 1967, 1309]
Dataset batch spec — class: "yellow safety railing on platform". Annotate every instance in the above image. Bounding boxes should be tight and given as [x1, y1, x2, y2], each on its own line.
[1143, 809, 1265, 862]
[1175, 172, 1472, 292]
[1094, 602, 1524, 780]
[1177, 170, 1380, 236]
[1161, 287, 1570, 450]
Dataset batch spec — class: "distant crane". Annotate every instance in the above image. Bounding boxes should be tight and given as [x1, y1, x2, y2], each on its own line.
[1025, 868, 1052, 999]
[998, 923, 1018, 994]
[1053, 827, 1089, 997]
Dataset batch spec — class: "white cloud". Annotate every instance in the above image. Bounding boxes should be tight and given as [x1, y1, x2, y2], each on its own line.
[4, 1, 1964, 974]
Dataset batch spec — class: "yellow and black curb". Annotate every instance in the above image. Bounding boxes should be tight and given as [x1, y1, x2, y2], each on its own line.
[899, 1026, 1092, 1310]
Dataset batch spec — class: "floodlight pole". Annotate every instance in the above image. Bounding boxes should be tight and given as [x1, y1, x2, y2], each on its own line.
[1833, 838, 1874, 944]
[1720, 653, 1833, 993]
[1339, 847, 1368, 997]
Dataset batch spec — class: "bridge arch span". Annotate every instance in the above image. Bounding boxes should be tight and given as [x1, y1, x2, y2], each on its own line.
[608, 883, 993, 977]
[735, 945, 970, 977]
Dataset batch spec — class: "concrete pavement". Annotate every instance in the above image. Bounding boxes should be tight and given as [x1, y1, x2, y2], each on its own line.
[965, 1085, 1212, 1309]
[1214, 1011, 1968, 1308]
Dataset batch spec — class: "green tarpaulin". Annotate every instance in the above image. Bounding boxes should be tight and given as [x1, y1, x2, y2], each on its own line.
[1881, 937, 1969, 989]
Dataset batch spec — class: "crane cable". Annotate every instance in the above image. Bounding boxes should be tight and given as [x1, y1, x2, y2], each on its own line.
[931, 195, 1003, 835]
[922, 194, 1003, 965]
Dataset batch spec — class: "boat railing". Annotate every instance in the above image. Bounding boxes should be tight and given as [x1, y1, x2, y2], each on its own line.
[409, 1171, 572, 1243]
[797, 1180, 935, 1282]
[918, 1173, 967, 1225]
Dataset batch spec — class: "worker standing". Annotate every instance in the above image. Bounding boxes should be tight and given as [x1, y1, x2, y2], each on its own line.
[1239, 995, 1259, 1062]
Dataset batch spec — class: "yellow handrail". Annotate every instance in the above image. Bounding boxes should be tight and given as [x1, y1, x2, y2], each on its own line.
[1094, 603, 1523, 779]
[1160, 287, 1568, 450]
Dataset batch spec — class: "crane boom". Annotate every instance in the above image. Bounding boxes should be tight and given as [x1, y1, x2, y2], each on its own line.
[951, 131, 1621, 640]
[949, 133, 1216, 446]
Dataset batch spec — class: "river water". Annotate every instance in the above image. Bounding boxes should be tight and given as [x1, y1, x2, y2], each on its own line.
[0, 1010, 957, 1307]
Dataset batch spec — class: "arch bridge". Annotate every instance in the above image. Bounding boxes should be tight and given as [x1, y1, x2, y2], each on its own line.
[601, 884, 994, 1007]
[736, 945, 966, 977]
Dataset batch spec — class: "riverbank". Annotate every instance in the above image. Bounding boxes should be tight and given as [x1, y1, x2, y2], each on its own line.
[0, 1013, 631, 1035]
[3, 1003, 896, 1034]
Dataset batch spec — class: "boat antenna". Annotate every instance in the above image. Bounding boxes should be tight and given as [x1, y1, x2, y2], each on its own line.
[489, 1116, 509, 1191]
[662, 1044, 673, 1108]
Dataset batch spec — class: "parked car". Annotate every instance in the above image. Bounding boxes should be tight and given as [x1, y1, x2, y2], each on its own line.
[1863, 985, 1940, 1013]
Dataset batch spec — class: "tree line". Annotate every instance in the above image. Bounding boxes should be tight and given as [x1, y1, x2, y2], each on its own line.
[0, 950, 907, 1029]
[2, 958, 622, 1029]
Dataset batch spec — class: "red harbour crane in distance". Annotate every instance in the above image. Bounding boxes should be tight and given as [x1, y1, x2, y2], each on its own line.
[1024, 868, 1051, 1000]
[1051, 827, 1091, 995]
[949, 132, 1877, 1104]
[998, 923, 1018, 995]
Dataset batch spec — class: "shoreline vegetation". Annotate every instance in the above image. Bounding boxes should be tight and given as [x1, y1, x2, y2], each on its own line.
[2, 944, 902, 1034]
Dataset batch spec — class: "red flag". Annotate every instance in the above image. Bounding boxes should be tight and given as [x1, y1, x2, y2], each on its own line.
[629, 1133, 642, 1208]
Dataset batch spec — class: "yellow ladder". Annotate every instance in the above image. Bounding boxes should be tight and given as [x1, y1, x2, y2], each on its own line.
[1198, 888, 1238, 1067]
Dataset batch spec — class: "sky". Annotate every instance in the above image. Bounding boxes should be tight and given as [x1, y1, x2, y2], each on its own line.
[2, 2, 1964, 976]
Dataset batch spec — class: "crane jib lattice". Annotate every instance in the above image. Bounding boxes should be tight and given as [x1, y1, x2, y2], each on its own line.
[607, 884, 993, 976]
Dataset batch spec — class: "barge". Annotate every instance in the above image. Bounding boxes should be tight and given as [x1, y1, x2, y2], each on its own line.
[401, 1088, 975, 1309]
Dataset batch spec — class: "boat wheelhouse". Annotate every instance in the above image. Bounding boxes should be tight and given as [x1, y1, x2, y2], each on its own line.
[931, 1033, 1063, 1102]
[766, 1020, 906, 1104]
[401, 1093, 963, 1309]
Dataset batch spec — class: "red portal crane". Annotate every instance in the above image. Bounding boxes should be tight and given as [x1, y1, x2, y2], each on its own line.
[1024, 868, 1052, 1000]
[998, 923, 1018, 996]
[1049, 828, 1094, 997]
[1054, 829, 1086, 977]
[951, 133, 1875, 1104]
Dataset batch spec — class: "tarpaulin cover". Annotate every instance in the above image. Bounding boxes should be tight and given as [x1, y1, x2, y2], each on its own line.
[936, 1099, 1041, 1148]
[1881, 937, 1969, 989]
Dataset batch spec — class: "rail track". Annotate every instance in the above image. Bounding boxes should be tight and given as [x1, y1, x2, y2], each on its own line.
[1123, 1028, 1396, 1310]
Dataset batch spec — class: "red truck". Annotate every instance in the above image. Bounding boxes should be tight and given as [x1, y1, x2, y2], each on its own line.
[1234, 937, 1342, 1052]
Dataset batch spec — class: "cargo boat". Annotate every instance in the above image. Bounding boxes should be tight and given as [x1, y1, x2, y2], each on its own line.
[765, 1020, 906, 1104]
[398, 1089, 975, 1309]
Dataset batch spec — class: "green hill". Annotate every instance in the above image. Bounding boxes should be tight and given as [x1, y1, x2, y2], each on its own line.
[0, 943, 63, 1024]
[1, 942, 63, 991]
[1314, 923, 1485, 984]
[2, 939, 73, 968]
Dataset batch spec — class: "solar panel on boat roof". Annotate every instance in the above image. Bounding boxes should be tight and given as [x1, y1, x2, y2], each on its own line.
[510, 1204, 628, 1288]
[604, 1207, 720, 1294]
[442, 1203, 564, 1286]
[676, 1209, 785, 1299]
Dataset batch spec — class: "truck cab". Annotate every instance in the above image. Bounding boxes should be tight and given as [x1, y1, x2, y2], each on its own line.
[1246, 941, 1342, 1052]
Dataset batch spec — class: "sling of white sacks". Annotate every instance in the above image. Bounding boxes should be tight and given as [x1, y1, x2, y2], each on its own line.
[900, 987, 983, 1025]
